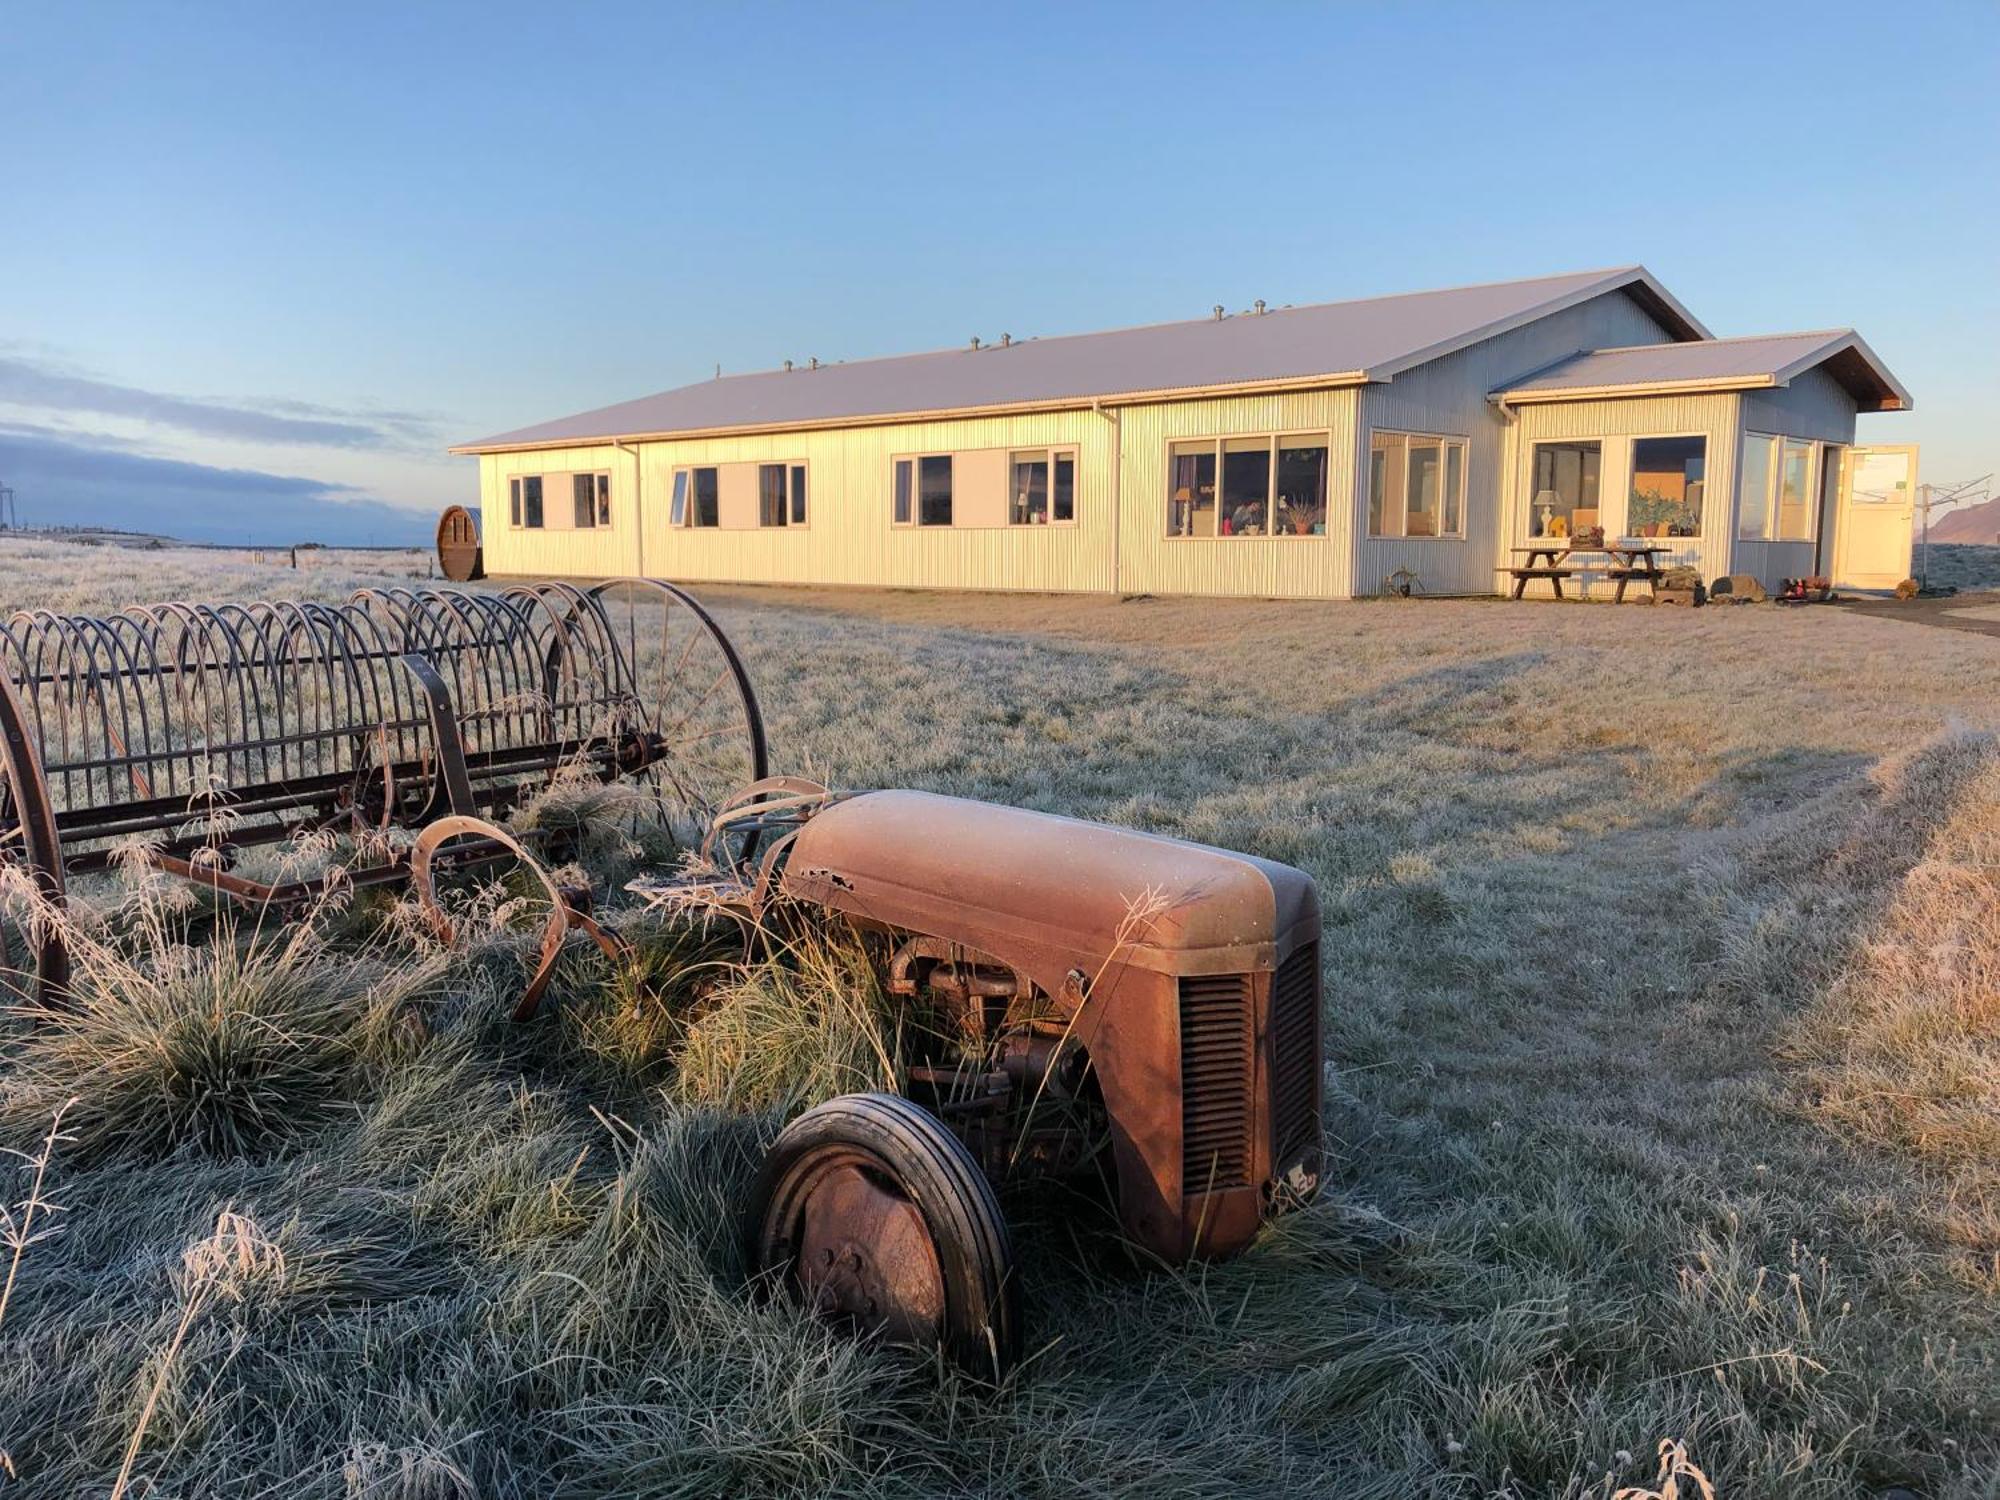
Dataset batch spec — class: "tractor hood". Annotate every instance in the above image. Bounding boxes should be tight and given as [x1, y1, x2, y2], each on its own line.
[779, 789, 1319, 979]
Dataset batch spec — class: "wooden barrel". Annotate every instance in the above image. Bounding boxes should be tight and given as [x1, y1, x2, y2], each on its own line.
[436, 505, 484, 582]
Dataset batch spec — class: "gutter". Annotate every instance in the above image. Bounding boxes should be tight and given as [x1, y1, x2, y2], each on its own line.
[1092, 399, 1122, 593]
[614, 439, 643, 574]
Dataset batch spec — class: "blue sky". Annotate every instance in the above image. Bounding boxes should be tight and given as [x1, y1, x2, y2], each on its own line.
[3, 0, 1995, 543]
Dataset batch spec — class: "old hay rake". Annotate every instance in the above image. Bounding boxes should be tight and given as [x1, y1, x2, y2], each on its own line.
[0, 579, 765, 1009]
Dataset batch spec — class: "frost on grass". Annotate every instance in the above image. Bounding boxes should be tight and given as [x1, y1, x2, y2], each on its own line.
[0, 538, 1997, 1496]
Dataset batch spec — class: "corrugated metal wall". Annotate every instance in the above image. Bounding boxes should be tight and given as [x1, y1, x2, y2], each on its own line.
[1508, 393, 1740, 595]
[631, 410, 1113, 593]
[480, 445, 640, 578]
[1357, 291, 1677, 597]
[1739, 367, 1858, 445]
[1115, 389, 1358, 598]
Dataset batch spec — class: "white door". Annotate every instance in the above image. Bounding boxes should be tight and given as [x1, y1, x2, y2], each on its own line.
[1831, 445, 1919, 591]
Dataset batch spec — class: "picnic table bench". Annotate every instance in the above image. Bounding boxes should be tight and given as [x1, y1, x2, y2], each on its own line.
[1503, 543, 1671, 602]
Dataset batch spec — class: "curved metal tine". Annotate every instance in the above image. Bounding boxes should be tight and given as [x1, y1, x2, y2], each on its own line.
[156, 601, 228, 832]
[507, 583, 602, 755]
[344, 594, 423, 773]
[188, 603, 256, 825]
[302, 601, 374, 788]
[108, 608, 175, 806]
[429, 589, 514, 756]
[100, 614, 165, 801]
[70, 613, 152, 805]
[216, 601, 284, 792]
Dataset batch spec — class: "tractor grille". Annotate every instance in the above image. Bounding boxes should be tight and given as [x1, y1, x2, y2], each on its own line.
[1269, 942, 1321, 1168]
[1179, 973, 1253, 1191]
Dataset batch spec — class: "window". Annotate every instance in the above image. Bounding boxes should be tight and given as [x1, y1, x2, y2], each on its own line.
[572, 472, 610, 528]
[893, 459, 913, 524]
[670, 466, 719, 527]
[1371, 431, 1467, 539]
[1527, 441, 1599, 539]
[1738, 433, 1777, 540]
[1168, 433, 1327, 537]
[1628, 436, 1705, 538]
[918, 455, 952, 526]
[512, 474, 544, 529]
[1009, 449, 1079, 525]
[1776, 439, 1813, 541]
[757, 463, 808, 528]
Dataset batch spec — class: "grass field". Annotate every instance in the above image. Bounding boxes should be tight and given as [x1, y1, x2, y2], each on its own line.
[1, 534, 1996, 1498]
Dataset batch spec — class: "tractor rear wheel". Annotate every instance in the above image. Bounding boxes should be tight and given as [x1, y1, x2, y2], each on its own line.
[745, 1092, 1019, 1380]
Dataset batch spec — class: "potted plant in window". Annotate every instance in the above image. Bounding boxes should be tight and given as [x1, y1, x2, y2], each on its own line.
[1290, 504, 1324, 536]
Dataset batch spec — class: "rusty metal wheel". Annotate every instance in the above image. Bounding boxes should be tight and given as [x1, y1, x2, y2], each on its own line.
[746, 1092, 1019, 1380]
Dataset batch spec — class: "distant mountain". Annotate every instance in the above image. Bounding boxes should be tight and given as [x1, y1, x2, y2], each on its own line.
[1928, 496, 2000, 546]
[0, 425, 432, 547]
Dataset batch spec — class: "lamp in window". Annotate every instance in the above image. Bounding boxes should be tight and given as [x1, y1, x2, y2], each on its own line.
[1172, 485, 1193, 537]
[1532, 489, 1563, 538]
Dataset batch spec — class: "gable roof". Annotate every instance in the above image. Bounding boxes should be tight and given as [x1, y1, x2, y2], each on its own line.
[1498, 329, 1911, 411]
[452, 266, 1707, 452]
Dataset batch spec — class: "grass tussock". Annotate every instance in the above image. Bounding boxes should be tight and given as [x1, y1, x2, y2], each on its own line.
[1, 540, 1997, 1495]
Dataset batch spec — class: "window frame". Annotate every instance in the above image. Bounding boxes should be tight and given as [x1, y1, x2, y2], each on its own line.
[1368, 429, 1469, 541]
[512, 473, 544, 530]
[1737, 430, 1781, 541]
[1163, 429, 1334, 540]
[1624, 431, 1708, 540]
[1006, 447, 1081, 527]
[570, 470, 611, 529]
[755, 460, 810, 529]
[889, 452, 957, 528]
[1775, 436, 1816, 543]
[668, 465, 721, 529]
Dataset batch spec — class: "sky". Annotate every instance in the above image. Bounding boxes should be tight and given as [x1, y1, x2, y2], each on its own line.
[2, 0, 1995, 545]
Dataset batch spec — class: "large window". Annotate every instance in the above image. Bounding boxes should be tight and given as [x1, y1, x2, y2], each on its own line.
[758, 463, 807, 527]
[1527, 441, 1599, 539]
[1371, 431, 1467, 538]
[571, 472, 610, 529]
[1628, 436, 1705, 538]
[1737, 433, 1813, 542]
[509, 475, 545, 529]
[1009, 449, 1077, 525]
[1167, 433, 1327, 538]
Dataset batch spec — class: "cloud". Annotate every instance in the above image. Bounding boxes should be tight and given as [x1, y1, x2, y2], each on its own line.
[0, 424, 431, 546]
[0, 353, 442, 451]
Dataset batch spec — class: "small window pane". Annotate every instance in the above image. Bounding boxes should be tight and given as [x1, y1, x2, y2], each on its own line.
[894, 459, 912, 524]
[1010, 451, 1049, 525]
[1777, 439, 1813, 541]
[759, 463, 787, 527]
[1528, 441, 1598, 538]
[1369, 433, 1405, 537]
[1053, 453, 1075, 523]
[510, 477, 522, 527]
[522, 475, 544, 529]
[919, 455, 952, 526]
[1168, 441, 1217, 536]
[790, 465, 807, 525]
[596, 473, 610, 527]
[692, 467, 719, 528]
[1274, 438, 1326, 536]
[1443, 443, 1464, 536]
[1405, 439, 1442, 537]
[670, 470, 688, 527]
[1629, 436, 1704, 538]
[1220, 437, 1270, 536]
[573, 472, 595, 528]
[1738, 435, 1775, 540]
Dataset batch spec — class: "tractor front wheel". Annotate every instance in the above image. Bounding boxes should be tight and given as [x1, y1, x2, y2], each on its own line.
[745, 1092, 1019, 1381]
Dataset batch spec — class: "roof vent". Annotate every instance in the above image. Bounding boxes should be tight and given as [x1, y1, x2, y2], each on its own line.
[1001, 332, 1011, 347]
[783, 359, 793, 372]
[1255, 299, 1267, 315]
[1212, 305, 1224, 321]
[969, 336, 981, 350]
[810, 356, 820, 370]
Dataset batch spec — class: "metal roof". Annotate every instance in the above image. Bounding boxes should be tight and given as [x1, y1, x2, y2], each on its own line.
[453, 266, 1708, 452]
[1500, 329, 1912, 411]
